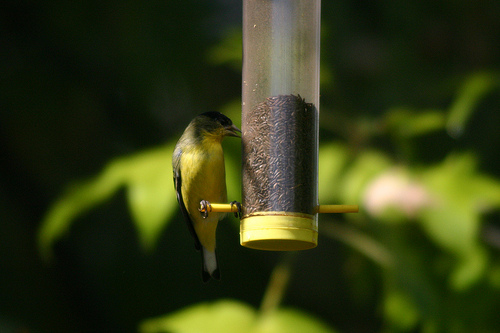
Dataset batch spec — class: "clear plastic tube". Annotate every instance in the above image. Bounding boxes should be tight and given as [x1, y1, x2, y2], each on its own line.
[241, 0, 320, 250]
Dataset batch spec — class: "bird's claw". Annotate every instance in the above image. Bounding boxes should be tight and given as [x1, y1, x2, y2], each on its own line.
[199, 200, 211, 219]
[230, 201, 242, 219]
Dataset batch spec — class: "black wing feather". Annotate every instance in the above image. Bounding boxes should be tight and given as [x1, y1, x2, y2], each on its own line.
[174, 168, 202, 251]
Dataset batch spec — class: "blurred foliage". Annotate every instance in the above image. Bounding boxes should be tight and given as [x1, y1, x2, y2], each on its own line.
[38, 144, 177, 258]
[140, 299, 335, 333]
[38, 139, 243, 259]
[2, 0, 500, 332]
[447, 72, 499, 138]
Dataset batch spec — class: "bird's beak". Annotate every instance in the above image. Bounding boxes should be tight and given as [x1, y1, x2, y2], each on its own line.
[225, 124, 241, 138]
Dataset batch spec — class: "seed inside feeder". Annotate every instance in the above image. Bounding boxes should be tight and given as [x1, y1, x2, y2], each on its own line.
[242, 94, 317, 216]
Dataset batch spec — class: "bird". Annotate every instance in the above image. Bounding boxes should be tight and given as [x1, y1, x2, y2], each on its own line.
[172, 111, 241, 282]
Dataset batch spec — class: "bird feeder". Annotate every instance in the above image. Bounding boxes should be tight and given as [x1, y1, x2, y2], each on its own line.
[240, 0, 321, 251]
[201, 0, 358, 251]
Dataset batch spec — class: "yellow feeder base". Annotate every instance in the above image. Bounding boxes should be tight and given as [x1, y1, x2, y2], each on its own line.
[240, 212, 318, 251]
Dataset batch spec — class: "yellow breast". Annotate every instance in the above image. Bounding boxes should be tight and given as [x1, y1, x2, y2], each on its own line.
[180, 140, 227, 251]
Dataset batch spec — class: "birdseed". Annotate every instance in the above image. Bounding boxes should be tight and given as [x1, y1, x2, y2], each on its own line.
[242, 94, 317, 216]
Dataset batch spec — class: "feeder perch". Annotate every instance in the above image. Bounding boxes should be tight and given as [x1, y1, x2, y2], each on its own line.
[200, 0, 358, 252]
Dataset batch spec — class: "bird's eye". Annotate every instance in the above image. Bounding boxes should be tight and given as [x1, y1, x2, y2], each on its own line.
[220, 119, 231, 126]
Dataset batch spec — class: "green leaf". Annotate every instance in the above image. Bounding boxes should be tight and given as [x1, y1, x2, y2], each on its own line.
[255, 308, 336, 333]
[207, 29, 242, 71]
[140, 300, 256, 333]
[38, 143, 178, 259]
[380, 238, 442, 330]
[139, 300, 336, 333]
[340, 150, 392, 208]
[450, 246, 488, 291]
[318, 143, 349, 204]
[446, 72, 499, 138]
[383, 289, 420, 331]
[125, 145, 178, 251]
[487, 263, 500, 289]
[419, 153, 500, 289]
[385, 107, 446, 138]
[420, 153, 500, 255]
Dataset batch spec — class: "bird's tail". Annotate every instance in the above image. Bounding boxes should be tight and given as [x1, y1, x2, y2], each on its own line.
[201, 247, 220, 282]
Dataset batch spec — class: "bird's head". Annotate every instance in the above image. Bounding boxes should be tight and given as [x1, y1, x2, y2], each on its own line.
[194, 111, 241, 141]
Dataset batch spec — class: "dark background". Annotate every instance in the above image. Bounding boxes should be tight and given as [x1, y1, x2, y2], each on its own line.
[1, 0, 499, 332]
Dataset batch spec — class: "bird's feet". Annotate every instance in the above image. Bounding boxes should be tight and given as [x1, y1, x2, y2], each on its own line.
[199, 200, 212, 219]
[230, 201, 242, 219]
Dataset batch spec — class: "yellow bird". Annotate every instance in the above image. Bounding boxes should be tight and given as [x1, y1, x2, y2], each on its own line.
[172, 112, 241, 282]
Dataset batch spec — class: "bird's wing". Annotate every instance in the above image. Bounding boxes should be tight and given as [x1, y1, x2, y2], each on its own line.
[174, 166, 202, 251]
